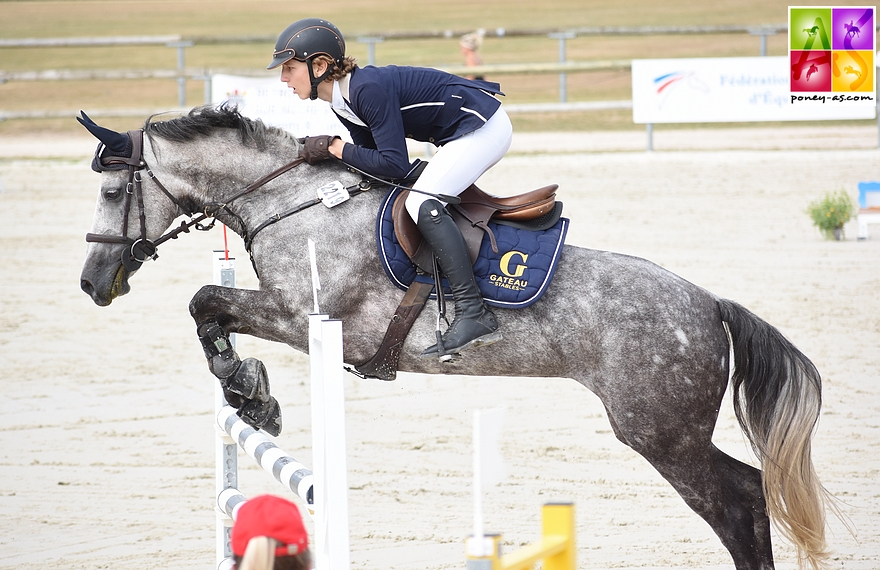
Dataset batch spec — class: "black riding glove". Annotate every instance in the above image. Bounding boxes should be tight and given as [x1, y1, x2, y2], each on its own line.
[300, 135, 339, 165]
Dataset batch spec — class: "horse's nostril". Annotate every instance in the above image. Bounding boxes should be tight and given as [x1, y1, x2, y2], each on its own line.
[81, 279, 94, 296]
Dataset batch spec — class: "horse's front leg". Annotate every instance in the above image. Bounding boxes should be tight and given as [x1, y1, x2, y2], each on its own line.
[189, 285, 300, 437]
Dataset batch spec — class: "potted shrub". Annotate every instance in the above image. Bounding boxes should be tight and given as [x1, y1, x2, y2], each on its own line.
[806, 190, 856, 240]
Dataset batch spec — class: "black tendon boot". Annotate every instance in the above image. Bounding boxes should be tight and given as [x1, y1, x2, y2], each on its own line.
[417, 200, 502, 359]
[197, 320, 282, 436]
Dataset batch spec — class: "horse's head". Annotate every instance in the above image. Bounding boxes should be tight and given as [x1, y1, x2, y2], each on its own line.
[78, 105, 332, 306]
[78, 112, 181, 306]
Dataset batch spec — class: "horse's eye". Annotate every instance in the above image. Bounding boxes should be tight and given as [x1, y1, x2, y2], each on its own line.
[103, 187, 123, 201]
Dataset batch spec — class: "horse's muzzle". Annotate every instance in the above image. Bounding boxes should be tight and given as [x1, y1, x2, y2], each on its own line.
[80, 263, 131, 306]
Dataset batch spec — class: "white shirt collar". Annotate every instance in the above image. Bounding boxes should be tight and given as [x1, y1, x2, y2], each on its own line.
[331, 78, 367, 127]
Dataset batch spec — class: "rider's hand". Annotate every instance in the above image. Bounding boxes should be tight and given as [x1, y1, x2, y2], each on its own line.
[300, 135, 339, 165]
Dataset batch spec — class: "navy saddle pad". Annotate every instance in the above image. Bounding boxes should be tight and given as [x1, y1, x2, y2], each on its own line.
[376, 189, 568, 309]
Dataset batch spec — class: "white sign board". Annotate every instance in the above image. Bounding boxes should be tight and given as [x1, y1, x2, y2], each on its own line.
[632, 56, 876, 123]
[211, 74, 351, 140]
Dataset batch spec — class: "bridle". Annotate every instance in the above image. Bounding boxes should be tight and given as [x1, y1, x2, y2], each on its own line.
[85, 128, 433, 275]
[85, 129, 311, 272]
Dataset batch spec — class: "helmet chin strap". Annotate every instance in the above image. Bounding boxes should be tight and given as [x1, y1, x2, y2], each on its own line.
[307, 60, 334, 100]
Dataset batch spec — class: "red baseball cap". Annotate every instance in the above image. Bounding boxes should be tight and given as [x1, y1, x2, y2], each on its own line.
[231, 495, 309, 557]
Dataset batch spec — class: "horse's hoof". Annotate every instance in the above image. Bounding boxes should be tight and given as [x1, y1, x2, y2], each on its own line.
[238, 396, 282, 436]
[222, 387, 247, 409]
[224, 357, 271, 402]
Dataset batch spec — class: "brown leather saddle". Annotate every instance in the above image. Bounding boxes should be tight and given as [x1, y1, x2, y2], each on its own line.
[351, 183, 560, 381]
[392, 183, 559, 271]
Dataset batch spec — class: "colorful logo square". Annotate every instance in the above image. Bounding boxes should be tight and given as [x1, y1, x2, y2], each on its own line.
[832, 50, 874, 91]
[791, 50, 832, 91]
[790, 8, 833, 50]
[789, 6, 876, 105]
[832, 7, 874, 50]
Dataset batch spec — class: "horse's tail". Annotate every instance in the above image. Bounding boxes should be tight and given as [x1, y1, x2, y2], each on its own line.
[717, 298, 831, 569]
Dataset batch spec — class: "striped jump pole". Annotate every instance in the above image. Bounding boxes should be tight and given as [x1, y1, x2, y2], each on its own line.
[216, 405, 315, 503]
[216, 487, 247, 521]
[212, 241, 351, 570]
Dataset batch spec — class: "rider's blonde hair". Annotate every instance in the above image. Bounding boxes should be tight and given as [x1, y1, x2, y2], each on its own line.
[233, 537, 311, 570]
[237, 537, 274, 570]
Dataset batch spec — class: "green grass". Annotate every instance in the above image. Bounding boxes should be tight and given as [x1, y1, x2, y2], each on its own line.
[0, 0, 841, 134]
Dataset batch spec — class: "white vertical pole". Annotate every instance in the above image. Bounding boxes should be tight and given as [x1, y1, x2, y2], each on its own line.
[213, 251, 238, 569]
[467, 408, 506, 560]
[309, 315, 351, 570]
[308, 237, 350, 569]
[308, 314, 328, 570]
[308, 239, 321, 314]
[473, 409, 485, 546]
[321, 318, 350, 570]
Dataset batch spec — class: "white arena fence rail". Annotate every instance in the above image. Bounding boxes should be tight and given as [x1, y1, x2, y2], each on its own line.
[1, 24, 784, 112]
[211, 250, 351, 570]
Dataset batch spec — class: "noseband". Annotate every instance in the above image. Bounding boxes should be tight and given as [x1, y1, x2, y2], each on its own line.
[85, 129, 308, 271]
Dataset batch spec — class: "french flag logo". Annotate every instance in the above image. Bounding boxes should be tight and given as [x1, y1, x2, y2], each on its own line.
[653, 72, 686, 94]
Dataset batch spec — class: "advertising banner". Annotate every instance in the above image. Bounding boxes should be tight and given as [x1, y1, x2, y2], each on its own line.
[210, 74, 351, 140]
[632, 56, 876, 123]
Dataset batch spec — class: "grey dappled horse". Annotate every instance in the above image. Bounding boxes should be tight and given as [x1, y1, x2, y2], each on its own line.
[79, 106, 831, 570]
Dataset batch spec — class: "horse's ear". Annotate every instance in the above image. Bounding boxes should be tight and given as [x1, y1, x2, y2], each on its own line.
[77, 111, 130, 155]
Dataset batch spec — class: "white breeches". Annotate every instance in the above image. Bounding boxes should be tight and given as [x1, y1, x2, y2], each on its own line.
[405, 107, 512, 221]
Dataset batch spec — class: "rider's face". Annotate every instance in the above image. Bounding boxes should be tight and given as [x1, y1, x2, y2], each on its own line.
[280, 60, 312, 100]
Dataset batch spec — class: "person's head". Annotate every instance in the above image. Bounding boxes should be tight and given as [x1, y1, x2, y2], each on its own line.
[231, 495, 311, 570]
[459, 30, 484, 55]
[268, 18, 356, 100]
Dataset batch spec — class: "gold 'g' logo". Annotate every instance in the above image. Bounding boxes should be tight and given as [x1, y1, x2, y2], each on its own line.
[500, 251, 528, 277]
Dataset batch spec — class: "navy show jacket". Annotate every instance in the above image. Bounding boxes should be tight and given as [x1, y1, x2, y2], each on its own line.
[336, 65, 503, 179]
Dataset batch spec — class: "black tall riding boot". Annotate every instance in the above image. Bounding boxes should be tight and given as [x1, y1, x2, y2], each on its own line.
[417, 199, 502, 358]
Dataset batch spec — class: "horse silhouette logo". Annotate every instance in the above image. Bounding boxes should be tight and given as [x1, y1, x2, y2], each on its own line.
[844, 20, 860, 38]
[844, 65, 862, 79]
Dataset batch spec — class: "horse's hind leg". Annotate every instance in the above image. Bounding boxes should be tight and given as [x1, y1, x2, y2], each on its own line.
[190, 284, 300, 436]
[603, 409, 773, 569]
[710, 446, 772, 566]
[635, 439, 772, 568]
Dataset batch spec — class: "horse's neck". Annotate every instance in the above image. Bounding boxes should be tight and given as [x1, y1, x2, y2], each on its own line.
[149, 135, 348, 235]
[197, 139, 372, 243]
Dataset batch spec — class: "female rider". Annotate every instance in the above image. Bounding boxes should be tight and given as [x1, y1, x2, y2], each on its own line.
[268, 18, 512, 360]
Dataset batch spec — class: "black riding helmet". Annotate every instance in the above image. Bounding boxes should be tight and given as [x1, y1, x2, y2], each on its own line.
[268, 18, 346, 100]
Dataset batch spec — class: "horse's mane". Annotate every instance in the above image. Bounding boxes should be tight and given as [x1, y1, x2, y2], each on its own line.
[144, 104, 296, 151]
